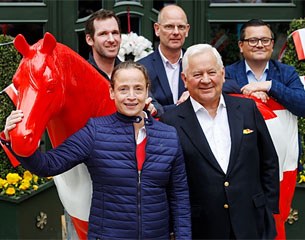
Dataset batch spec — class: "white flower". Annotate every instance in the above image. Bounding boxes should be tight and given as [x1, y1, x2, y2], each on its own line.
[118, 32, 153, 61]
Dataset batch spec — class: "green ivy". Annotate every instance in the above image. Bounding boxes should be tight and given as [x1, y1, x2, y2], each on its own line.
[0, 35, 24, 178]
[281, 19, 305, 175]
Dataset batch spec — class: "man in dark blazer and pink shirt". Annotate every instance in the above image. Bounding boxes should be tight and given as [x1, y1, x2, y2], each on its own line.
[161, 43, 279, 239]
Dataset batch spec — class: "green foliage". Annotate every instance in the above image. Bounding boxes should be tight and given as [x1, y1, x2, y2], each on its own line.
[0, 35, 24, 178]
[281, 19, 305, 178]
[281, 19, 305, 76]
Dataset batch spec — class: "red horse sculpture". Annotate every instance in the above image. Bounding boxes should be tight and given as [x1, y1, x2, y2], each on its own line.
[9, 32, 116, 239]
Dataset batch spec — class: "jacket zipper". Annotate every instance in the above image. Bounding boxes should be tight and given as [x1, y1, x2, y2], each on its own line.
[137, 169, 142, 240]
[135, 121, 147, 240]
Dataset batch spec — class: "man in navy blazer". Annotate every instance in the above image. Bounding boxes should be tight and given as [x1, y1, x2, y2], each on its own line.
[138, 5, 190, 113]
[161, 44, 279, 239]
[223, 19, 305, 239]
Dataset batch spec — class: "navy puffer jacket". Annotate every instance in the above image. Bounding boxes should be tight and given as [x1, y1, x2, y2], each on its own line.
[15, 112, 191, 239]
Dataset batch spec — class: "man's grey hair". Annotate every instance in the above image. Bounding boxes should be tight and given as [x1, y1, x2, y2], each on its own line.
[182, 44, 223, 74]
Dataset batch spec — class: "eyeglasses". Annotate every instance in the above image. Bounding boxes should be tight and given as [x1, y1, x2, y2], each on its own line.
[242, 38, 273, 47]
[158, 24, 188, 31]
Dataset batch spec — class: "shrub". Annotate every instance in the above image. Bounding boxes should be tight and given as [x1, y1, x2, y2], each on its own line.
[0, 34, 23, 178]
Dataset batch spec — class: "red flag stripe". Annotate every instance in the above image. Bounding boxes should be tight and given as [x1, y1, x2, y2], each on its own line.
[278, 41, 287, 61]
[292, 28, 305, 60]
[70, 215, 88, 240]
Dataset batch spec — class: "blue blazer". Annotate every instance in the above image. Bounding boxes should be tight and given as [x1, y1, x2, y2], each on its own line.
[138, 48, 186, 112]
[161, 95, 279, 239]
[224, 59, 305, 117]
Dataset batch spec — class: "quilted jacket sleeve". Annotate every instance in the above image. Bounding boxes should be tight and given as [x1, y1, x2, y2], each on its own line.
[168, 139, 192, 239]
[8, 118, 96, 177]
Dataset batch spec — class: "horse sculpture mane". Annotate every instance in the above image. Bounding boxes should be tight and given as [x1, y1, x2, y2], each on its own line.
[9, 32, 116, 238]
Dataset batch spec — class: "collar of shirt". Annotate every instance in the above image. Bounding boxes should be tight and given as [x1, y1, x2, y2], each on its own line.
[190, 95, 226, 115]
[158, 45, 182, 103]
[245, 60, 269, 82]
[158, 45, 182, 68]
[136, 111, 147, 144]
[88, 52, 121, 80]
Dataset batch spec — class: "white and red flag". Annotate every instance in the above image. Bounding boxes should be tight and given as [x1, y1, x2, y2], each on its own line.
[292, 28, 305, 60]
[230, 94, 298, 240]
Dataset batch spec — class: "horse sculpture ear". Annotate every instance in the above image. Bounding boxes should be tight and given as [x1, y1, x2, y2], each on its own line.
[40, 32, 57, 54]
[14, 34, 30, 57]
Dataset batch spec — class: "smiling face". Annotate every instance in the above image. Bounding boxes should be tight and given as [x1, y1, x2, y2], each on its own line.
[239, 25, 274, 64]
[110, 67, 148, 117]
[182, 51, 224, 109]
[154, 5, 190, 52]
[86, 17, 121, 60]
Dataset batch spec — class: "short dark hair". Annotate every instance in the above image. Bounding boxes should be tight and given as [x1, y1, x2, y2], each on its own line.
[110, 61, 151, 89]
[239, 19, 274, 41]
[85, 9, 121, 38]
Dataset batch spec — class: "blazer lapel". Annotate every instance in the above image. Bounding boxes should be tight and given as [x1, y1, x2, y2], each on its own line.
[153, 50, 173, 104]
[178, 99, 224, 173]
[224, 94, 244, 175]
[236, 60, 250, 87]
[178, 60, 186, 97]
[266, 60, 281, 81]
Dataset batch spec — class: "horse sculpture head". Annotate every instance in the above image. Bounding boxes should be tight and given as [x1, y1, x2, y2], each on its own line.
[10, 32, 116, 156]
[10, 33, 64, 156]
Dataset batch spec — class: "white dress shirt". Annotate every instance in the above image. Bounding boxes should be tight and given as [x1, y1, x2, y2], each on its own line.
[190, 96, 231, 173]
[159, 46, 182, 104]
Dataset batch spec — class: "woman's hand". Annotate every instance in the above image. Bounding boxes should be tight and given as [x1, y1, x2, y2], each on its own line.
[145, 97, 157, 116]
[176, 91, 189, 105]
[4, 110, 23, 140]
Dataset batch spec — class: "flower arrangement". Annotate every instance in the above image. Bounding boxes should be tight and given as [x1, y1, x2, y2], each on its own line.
[0, 170, 52, 198]
[118, 32, 153, 61]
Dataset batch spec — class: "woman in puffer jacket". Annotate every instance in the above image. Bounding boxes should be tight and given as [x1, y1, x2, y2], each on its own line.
[3, 61, 191, 239]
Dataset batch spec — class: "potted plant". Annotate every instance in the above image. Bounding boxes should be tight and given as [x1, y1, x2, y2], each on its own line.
[281, 18, 305, 239]
[0, 34, 63, 239]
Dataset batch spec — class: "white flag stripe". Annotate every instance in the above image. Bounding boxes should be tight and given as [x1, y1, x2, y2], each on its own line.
[265, 109, 298, 181]
[54, 164, 92, 221]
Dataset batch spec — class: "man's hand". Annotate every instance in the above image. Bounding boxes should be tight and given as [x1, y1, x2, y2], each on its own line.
[4, 110, 23, 140]
[176, 91, 189, 105]
[145, 97, 157, 116]
[250, 91, 270, 103]
[241, 81, 271, 95]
